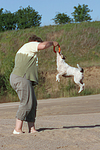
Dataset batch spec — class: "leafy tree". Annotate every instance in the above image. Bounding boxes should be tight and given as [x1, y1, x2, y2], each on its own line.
[71, 4, 93, 22]
[52, 13, 71, 24]
[0, 8, 16, 31]
[0, 8, 4, 31]
[2, 10, 16, 31]
[0, 6, 42, 31]
[15, 6, 42, 29]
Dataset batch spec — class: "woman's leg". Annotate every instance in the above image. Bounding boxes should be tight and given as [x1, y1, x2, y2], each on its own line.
[16, 77, 37, 133]
[26, 85, 37, 133]
[28, 122, 37, 133]
[10, 74, 37, 133]
[15, 119, 23, 133]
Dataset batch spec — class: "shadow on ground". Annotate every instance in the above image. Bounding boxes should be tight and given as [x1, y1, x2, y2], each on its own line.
[37, 124, 100, 132]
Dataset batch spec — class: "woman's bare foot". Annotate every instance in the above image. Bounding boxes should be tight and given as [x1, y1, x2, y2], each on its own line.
[28, 122, 37, 133]
[30, 128, 37, 133]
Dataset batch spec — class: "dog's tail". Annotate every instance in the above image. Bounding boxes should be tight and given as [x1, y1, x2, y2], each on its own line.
[77, 64, 84, 73]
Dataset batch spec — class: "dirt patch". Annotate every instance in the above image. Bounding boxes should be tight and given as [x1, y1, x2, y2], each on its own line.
[84, 66, 100, 89]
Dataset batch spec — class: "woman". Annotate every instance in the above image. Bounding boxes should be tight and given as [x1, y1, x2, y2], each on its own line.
[10, 35, 59, 134]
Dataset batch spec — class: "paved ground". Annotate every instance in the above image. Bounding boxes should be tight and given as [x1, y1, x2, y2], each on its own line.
[0, 94, 100, 150]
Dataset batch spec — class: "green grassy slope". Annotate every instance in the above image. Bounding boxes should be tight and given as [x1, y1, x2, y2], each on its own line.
[0, 21, 100, 102]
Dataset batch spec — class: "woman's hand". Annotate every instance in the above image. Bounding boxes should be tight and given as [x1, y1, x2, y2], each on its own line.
[53, 41, 60, 47]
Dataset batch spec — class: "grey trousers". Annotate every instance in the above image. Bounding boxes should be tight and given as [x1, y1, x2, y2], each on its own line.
[10, 73, 37, 122]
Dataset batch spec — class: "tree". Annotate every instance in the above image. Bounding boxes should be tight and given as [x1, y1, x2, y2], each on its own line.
[0, 8, 4, 31]
[0, 8, 16, 31]
[2, 10, 16, 31]
[52, 13, 71, 25]
[71, 4, 93, 22]
[15, 6, 42, 29]
[0, 6, 42, 32]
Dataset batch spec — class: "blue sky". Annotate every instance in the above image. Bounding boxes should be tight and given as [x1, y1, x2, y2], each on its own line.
[1, 0, 100, 26]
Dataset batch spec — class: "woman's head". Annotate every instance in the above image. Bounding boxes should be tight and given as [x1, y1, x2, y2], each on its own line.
[28, 35, 43, 42]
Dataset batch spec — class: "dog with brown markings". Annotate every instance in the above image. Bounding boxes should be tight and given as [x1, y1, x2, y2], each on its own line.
[56, 52, 85, 93]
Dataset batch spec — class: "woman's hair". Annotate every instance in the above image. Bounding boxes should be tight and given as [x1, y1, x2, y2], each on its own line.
[28, 35, 43, 42]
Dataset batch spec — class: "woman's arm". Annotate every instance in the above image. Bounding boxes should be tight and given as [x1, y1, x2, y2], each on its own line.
[37, 41, 59, 50]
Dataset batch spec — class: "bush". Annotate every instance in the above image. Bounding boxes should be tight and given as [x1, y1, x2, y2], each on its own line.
[0, 60, 16, 96]
[0, 74, 6, 96]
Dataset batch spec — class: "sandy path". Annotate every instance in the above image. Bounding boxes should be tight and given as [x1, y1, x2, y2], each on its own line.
[0, 94, 100, 150]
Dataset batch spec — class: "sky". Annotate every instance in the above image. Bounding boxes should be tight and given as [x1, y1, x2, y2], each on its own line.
[1, 0, 100, 26]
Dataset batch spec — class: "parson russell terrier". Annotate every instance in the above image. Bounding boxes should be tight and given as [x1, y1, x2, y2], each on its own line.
[56, 52, 85, 93]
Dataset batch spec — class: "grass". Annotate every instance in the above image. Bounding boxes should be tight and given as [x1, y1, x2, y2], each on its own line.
[0, 21, 100, 102]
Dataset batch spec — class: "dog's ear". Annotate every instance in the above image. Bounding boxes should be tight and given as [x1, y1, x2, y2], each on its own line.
[61, 54, 65, 60]
[63, 55, 65, 60]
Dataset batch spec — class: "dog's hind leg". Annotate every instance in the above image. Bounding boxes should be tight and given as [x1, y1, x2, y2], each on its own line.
[78, 77, 85, 93]
[78, 83, 85, 93]
[74, 77, 85, 93]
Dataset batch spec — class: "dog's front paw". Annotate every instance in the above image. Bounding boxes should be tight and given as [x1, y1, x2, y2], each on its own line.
[56, 78, 60, 82]
[56, 77, 60, 82]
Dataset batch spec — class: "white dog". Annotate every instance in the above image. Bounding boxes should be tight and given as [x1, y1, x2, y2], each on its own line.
[56, 52, 85, 93]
